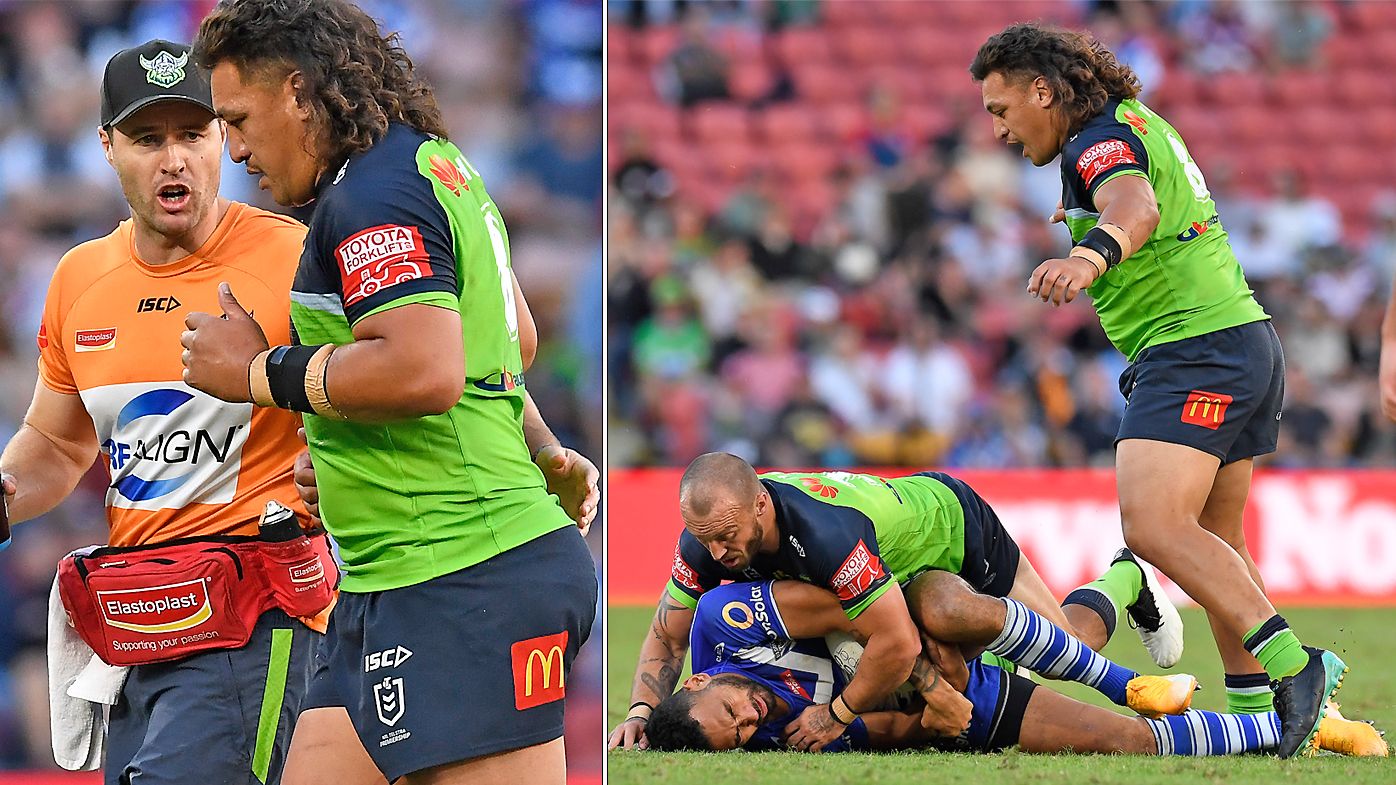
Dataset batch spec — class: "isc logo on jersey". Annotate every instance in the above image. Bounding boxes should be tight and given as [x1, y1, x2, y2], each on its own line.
[81, 381, 251, 510]
[336, 224, 432, 306]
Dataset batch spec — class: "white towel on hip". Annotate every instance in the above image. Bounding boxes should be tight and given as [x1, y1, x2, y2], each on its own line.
[47, 547, 130, 771]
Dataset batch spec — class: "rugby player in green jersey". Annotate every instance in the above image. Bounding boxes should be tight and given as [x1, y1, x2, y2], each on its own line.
[180, 2, 597, 783]
[611, 454, 1196, 752]
[970, 23, 1345, 758]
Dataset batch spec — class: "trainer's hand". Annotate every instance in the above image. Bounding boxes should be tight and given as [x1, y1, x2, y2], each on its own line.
[294, 428, 321, 526]
[917, 666, 973, 737]
[1027, 256, 1100, 306]
[1381, 337, 1396, 422]
[182, 283, 269, 402]
[608, 718, 649, 750]
[783, 703, 845, 752]
[535, 444, 599, 536]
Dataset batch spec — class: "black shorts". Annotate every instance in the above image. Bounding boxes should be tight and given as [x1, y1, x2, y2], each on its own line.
[1116, 320, 1284, 465]
[303, 526, 597, 780]
[106, 610, 317, 785]
[981, 669, 1038, 752]
[913, 471, 1021, 598]
[922, 659, 1037, 753]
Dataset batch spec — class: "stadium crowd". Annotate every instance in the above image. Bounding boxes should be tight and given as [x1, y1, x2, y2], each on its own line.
[0, 0, 602, 772]
[608, 0, 1396, 470]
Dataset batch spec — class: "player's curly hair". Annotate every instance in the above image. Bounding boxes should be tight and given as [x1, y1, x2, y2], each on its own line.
[193, 0, 448, 164]
[970, 22, 1141, 133]
[647, 691, 713, 752]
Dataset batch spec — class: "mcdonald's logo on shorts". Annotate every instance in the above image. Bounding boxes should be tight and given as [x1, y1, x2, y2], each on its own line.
[511, 631, 569, 710]
[1181, 390, 1233, 430]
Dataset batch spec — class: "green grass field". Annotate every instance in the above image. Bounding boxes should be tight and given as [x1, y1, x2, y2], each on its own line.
[608, 604, 1395, 784]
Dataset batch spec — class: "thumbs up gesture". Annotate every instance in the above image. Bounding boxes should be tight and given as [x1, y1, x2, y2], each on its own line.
[181, 282, 270, 403]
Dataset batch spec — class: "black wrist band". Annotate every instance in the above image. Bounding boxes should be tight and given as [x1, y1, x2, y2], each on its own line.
[629, 701, 654, 712]
[266, 344, 322, 413]
[1079, 226, 1123, 269]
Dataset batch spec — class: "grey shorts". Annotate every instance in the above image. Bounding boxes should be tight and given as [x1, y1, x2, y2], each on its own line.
[105, 610, 317, 785]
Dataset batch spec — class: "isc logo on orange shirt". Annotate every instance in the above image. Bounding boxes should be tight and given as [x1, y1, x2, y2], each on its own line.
[75, 328, 118, 352]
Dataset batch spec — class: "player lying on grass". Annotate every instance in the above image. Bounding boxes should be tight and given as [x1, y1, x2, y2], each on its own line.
[613, 454, 1191, 751]
[644, 580, 1387, 757]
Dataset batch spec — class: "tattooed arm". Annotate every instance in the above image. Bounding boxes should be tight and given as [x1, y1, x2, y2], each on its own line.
[607, 592, 695, 750]
[906, 637, 973, 737]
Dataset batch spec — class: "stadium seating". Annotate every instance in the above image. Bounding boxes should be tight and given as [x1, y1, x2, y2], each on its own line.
[609, 0, 1386, 237]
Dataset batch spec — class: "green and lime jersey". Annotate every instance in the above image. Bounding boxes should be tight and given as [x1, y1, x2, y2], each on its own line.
[291, 123, 571, 592]
[667, 470, 967, 619]
[1061, 98, 1269, 361]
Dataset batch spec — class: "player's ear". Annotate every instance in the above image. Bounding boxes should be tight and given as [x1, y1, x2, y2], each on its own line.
[1032, 75, 1054, 108]
[287, 70, 310, 119]
[98, 126, 115, 167]
[683, 673, 710, 691]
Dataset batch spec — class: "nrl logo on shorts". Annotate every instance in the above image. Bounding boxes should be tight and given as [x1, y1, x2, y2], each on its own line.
[374, 676, 406, 726]
[140, 50, 188, 89]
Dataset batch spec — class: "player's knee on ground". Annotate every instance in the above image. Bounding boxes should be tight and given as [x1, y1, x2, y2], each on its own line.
[905, 570, 1004, 645]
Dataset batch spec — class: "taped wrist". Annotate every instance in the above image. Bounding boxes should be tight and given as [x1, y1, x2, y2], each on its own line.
[829, 694, 858, 725]
[1077, 223, 1132, 270]
[627, 701, 654, 724]
[249, 349, 275, 407]
[261, 345, 341, 417]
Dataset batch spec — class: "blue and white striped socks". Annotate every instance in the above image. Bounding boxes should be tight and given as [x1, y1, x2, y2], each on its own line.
[1145, 710, 1282, 755]
[986, 597, 1136, 705]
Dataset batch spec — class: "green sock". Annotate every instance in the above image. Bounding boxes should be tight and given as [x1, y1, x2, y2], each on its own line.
[979, 651, 1017, 674]
[1088, 558, 1144, 613]
[1061, 558, 1144, 640]
[1225, 673, 1275, 713]
[1243, 616, 1309, 680]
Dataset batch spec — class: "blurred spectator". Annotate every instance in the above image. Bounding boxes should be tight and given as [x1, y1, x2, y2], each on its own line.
[1177, 0, 1261, 74]
[1266, 0, 1333, 69]
[883, 319, 974, 441]
[1255, 168, 1342, 278]
[1091, 7, 1165, 101]
[656, 9, 729, 107]
[612, 129, 676, 208]
[809, 325, 885, 434]
[632, 276, 710, 381]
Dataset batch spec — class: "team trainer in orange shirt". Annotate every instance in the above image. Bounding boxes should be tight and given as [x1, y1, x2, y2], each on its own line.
[0, 40, 317, 785]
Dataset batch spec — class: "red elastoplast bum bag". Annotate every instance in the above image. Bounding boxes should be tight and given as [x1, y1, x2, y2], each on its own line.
[57, 530, 336, 666]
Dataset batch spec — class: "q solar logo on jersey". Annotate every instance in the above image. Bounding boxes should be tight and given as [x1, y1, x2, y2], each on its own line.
[84, 382, 252, 510]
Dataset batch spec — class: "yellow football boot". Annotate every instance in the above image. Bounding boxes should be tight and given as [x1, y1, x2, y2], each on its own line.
[1126, 674, 1198, 718]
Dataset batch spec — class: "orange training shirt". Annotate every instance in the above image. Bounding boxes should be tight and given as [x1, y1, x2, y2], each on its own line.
[37, 201, 309, 547]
